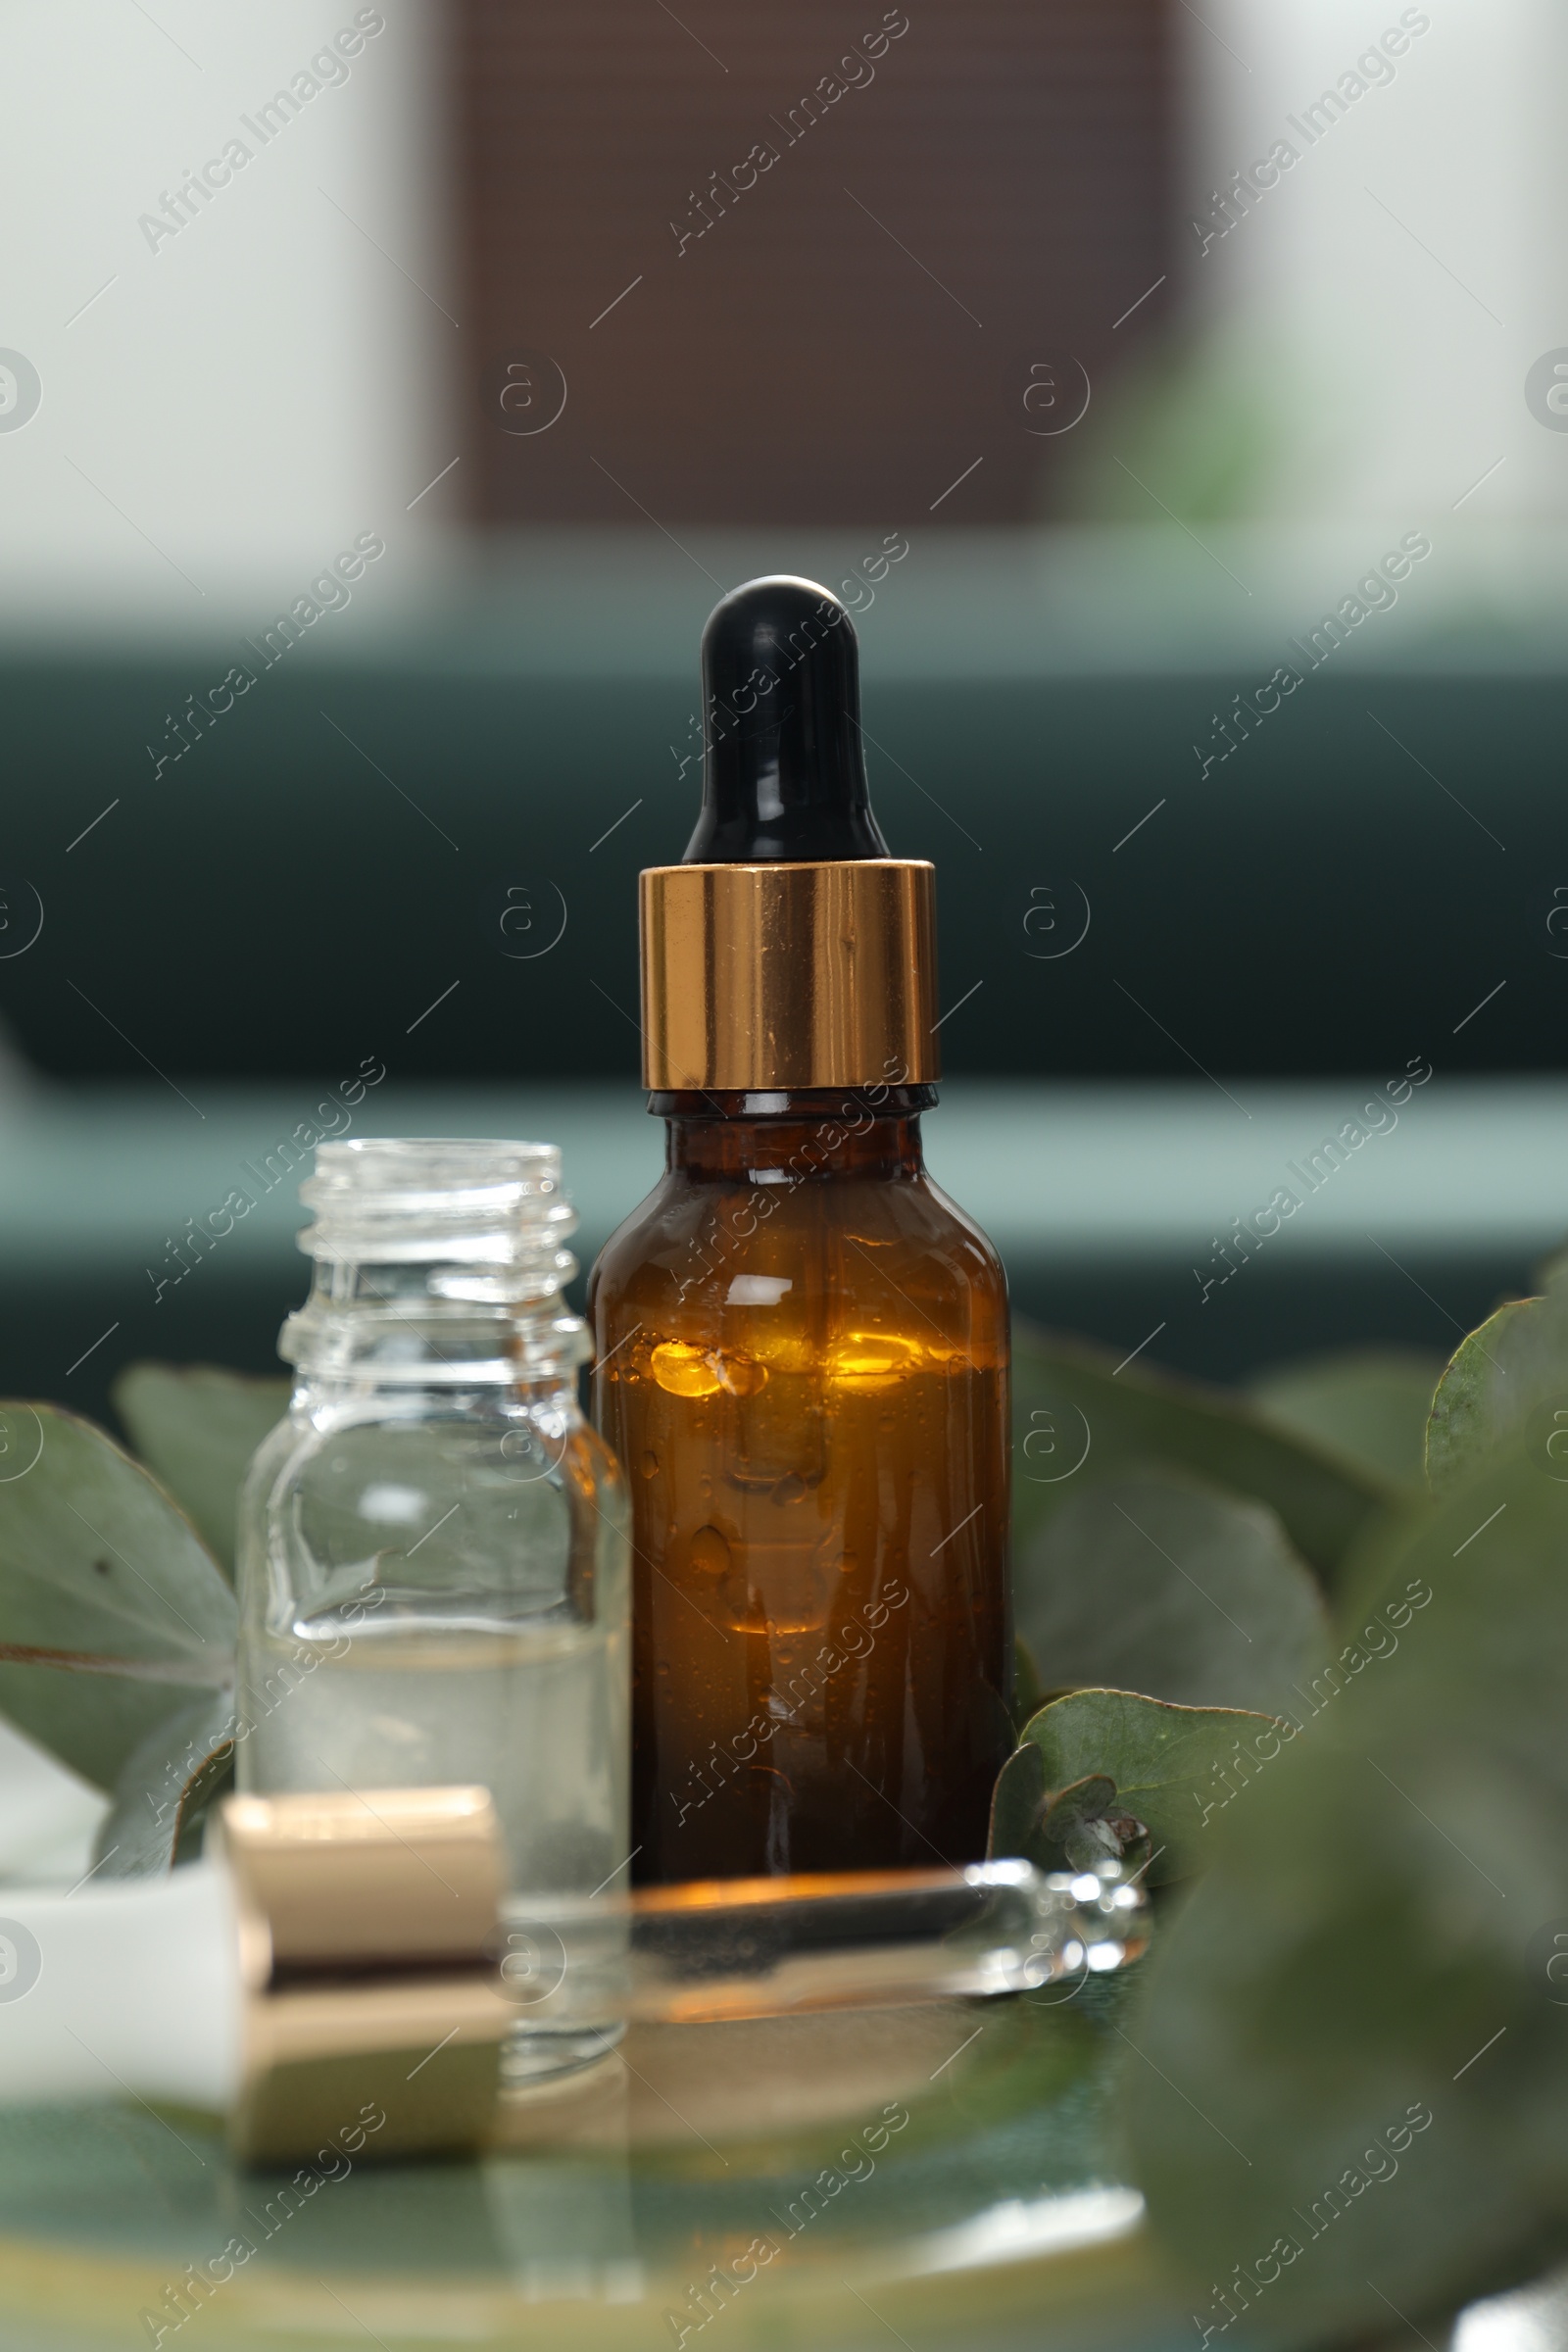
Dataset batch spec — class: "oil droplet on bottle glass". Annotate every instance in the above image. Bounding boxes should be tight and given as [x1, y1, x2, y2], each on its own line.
[827, 1331, 923, 1390]
[640, 1449, 660, 1480]
[688, 1525, 732, 1579]
[652, 1341, 723, 1397]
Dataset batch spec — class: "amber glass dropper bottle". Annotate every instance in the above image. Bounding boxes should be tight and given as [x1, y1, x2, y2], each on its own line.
[589, 575, 1011, 1884]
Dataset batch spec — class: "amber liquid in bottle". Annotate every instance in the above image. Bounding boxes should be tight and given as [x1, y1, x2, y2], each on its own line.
[589, 1084, 1012, 1884]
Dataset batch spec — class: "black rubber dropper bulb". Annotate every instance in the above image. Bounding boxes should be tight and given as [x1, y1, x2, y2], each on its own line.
[681, 575, 891, 863]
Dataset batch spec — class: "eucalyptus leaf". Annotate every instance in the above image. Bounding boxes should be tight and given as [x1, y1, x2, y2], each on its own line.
[93, 1690, 238, 1877]
[988, 1740, 1048, 1860]
[1012, 1322, 1392, 1590]
[1424, 1298, 1543, 1496]
[988, 1740, 1152, 1874]
[1015, 1471, 1332, 1719]
[1423, 1270, 1568, 1500]
[112, 1361, 288, 1580]
[1250, 1348, 1445, 1492]
[0, 1403, 236, 1791]
[1019, 1688, 1283, 1886]
[1124, 1454, 1568, 2347]
[1041, 1774, 1151, 1874]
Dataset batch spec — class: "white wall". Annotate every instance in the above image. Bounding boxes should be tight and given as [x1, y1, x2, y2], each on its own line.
[0, 0, 453, 632]
[1178, 0, 1568, 527]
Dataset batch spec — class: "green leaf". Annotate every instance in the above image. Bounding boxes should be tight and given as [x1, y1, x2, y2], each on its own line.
[988, 1740, 1152, 1875]
[1123, 1454, 1568, 2345]
[988, 1740, 1047, 1861]
[1250, 1347, 1446, 1492]
[1015, 1471, 1332, 1720]
[93, 1690, 237, 1877]
[113, 1361, 288, 1579]
[1424, 1298, 1543, 1496]
[1019, 1688, 1283, 1886]
[1421, 1274, 1568, 1499]
[1039, 1774, 1151, 1874]
[1012, 1322, 1392, 1590]
[0, 1403, 236, 1791]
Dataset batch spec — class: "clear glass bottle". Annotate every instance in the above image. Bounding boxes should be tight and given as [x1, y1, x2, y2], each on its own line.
[235, 1139, 630, 2074]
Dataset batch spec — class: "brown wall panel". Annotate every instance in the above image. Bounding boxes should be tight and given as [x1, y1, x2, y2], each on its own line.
[452, 1, 1174, 523]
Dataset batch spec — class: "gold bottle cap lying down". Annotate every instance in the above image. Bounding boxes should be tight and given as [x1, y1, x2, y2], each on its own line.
[216, 1786, 512, 2168]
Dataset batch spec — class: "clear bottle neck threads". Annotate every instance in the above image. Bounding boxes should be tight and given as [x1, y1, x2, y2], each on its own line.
[281, 1139, 587, 1388]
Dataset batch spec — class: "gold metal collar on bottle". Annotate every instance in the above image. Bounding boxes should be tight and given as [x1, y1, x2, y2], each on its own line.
[639, 859, 939, 1094]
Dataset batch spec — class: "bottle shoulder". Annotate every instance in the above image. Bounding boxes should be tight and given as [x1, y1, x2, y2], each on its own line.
[235, 1393, 626, 1636]
[239, 1389, 609, 1501]
[587, 1172, 685, 1302]
[594, 1161, 999, 1249]
[918, 1170, 1008, 1288]
[239, 1408, 302, 1507]
[589, 1163, 1007, 1341]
